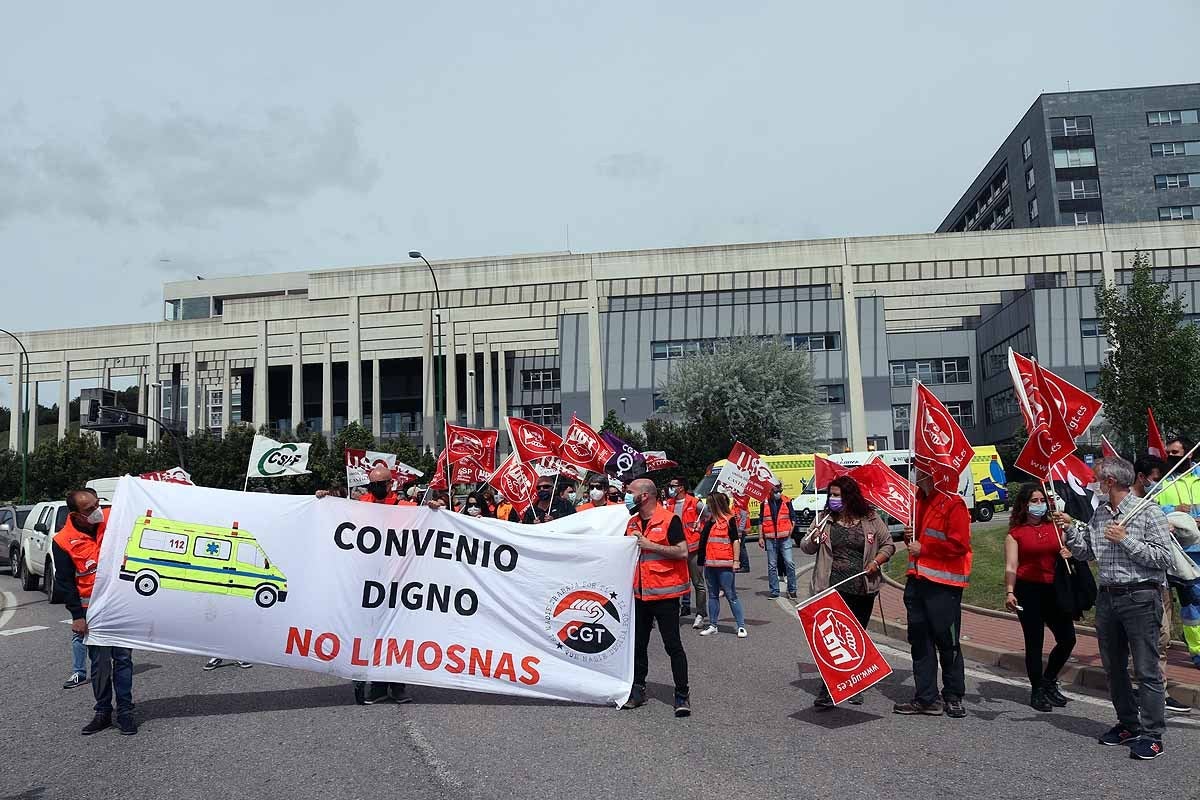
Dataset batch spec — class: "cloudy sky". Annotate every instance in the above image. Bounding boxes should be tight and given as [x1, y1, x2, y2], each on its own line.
[3, 0, 1198, 335]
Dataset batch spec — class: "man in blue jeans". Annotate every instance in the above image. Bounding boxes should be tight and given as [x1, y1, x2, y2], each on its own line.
[758, 479, 797, 599]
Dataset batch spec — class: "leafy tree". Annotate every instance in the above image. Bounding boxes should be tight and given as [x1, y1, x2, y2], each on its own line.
[1096, 251, 1200, 452]
[642, 417, 726, 489]
[659, 336, 827, 456]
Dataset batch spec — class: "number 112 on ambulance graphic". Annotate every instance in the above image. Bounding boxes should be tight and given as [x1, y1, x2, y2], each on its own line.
[119, 510, 289, 608]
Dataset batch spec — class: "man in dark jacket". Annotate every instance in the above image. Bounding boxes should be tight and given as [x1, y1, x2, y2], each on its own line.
[522, 478, 576, 523]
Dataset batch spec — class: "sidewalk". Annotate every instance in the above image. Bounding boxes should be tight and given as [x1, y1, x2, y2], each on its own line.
[868, 577, 1200, 708]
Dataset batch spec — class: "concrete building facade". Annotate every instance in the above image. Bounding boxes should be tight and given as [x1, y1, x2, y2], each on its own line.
[3, 221, 1200, 456]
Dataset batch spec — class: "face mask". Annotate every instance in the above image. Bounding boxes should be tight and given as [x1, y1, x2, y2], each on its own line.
[668, 487, 678, 498]
[467, 506, 481, 516]
[589, 488, 604, 502]
[368, 481, 389, 499]
[625, 493, 637, 511]
[827, 497, 844, 512]
[537, 489, 552, 502]
[1166, 456, 1183, 472]
[567, 491, 577, 503]
[1027, 503, 1048, 518]
[1143, 478, 1158, 493]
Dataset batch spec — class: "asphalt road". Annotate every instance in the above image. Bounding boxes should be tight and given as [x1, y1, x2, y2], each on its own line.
[4, 551, 1200, 800]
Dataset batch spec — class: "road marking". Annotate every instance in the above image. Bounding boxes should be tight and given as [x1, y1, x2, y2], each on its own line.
[0, 590, 16, 629]
[61, 619, 72, 624]
[401, 716, 468, 794]
[0, 625, 48, 636]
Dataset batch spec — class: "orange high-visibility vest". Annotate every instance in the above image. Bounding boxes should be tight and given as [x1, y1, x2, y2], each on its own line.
[52, 508, 110, 605]
[663, 492, 701, 552]
[760, 495, 793, 539]
[906, 490, 973, 587]
[627, 507, 691, 601]
[703, 515, 736, 568]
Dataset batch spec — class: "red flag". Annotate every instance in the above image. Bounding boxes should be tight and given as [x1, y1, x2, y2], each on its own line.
[847, 457, 915, 523]
[487, 453, 538, 517]
[559, 415, 616, 474]
[910, 382, 974, 491]
[1009, 351, 1102, 439]
[531, 456, 583, 481]
[796, 590, 893, 705]
[1148, 408, 1166, 458]
[505, 416, 563, 463]
[1049, 453, 1095, 485]
[428, 450, 448, 491]
[1013, 359, 1075, 480]
[1101, 435, 1119, 459]
[642, 451, 679, 472]
[716, 442, 776, 503]
[445, 423, 499, 472]
[138, 467, 194, 485]
[814, 455, 849, 490]
[448, 456, 489, 485]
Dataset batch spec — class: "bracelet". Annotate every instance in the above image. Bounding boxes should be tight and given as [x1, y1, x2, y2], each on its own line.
[1006, 590, 1015, 595]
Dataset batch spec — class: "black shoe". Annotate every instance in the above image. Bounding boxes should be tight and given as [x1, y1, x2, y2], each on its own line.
[63, 672, 87, 689]
[848, 694, 864, 706]
[362, 683, 389, 705]
[813, 694, 835, 711]
[944, 697, 966, 718]
[679, 605, 691, 618]
[1030, 688, 1053, 712]
[116, 716, 138, 736]
[893, 700, 943, 716]
[673, 693, 691, 718]
[353, 681, 367, 705]
[1128, 737, 1165, 760]
[1165, 695, 1192, 714]
[622, 685, 646, 710]
[389, 683, 413, 704]
[81, 714, 112, 736]
[786, 591, 798, 600]
[768, 592, 780, 599]
[1042, 680, 1069, 707]
[1098, 724, 1137, 746]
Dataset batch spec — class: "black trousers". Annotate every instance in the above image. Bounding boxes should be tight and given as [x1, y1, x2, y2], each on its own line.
[1013, 579, 1077, 690]
[633, 597, 689, 696]
[904, 579, 965, 704]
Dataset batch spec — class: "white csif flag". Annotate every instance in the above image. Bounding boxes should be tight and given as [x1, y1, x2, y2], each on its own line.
[246, 435, 312, 478]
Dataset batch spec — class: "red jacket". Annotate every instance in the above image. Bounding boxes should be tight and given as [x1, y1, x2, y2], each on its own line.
[906, 490, 972, 587]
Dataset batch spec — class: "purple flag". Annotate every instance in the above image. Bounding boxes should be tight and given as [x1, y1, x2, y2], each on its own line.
[601, 432, 647, 483]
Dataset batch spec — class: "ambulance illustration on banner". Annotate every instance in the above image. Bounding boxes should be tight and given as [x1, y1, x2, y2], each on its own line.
[119, 510, 289, 608]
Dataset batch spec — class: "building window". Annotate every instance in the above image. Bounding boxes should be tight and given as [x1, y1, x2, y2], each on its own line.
[892, 405, 910, 431]
[1151, 141, 1200, 158]
[1022, 137, 1032, 160]
[1025, 167, 1035, 190]
[816, 384, 846, 405]
[1084, 371, 1100, 393]
[1052, 116, 1093, 136]
[888, 357, 971, 387]
[1159, 205, 1200, 221]
[1080, 318, 1101, 337]
[207, 389, 223, 431]
[789, 333, 842, 352]
[652, 392, 667, 412]
[1155, 173, 1199, 190]
[866, 436, 889, 452]
[515, 404, 561, 428]
[828, 438, 849, 454]
[1148, 110, 1199, 127]
[1055, 178, 1101, 200]
[980, 327, 1035, 380]
[1028, 197, 1039, 221]
[985, 388, 1020, 425]
[520, 368, 560, 392]
[944, 401, 976, 429]
[1053, 148, 1097, 168]
[1061, 210, 1103, 226]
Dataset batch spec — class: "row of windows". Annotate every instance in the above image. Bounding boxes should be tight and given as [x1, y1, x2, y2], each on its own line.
[1053, 147, 1097, 168]
[1160, 206, 1200, 221]
[985, 388, 1020, 425]
[1056, 178, 1101, 200]
[961, 167, 1011, 230]
[1148, 110, 1199, 127]
[607, 286, 832, 312]
[1050, 116, 1092, 136]
[650, 333, 842, 360]
[816, 384, 845, 405]
[888, 357, 971, 387]
[1152, 141, 1200, 158]
[1062, 211, 1103, 226]
[892, 400, 975, 430]
[510, 404, 561, 428]
[520, 368, 560, 392]
[980, 327, 1035, 380]
[1156, 173, 1200, 189]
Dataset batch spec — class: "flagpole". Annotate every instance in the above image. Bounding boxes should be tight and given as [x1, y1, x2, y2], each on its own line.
[1041, 477, 1073, 574]
[907, 380, 917, 535]
[243, 475, 250, 492]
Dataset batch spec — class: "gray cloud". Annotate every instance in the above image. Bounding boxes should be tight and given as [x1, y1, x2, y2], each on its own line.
[595, 152, 666, 183]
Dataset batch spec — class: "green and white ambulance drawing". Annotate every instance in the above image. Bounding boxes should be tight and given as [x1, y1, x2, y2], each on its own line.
[119, 510, 289, 608]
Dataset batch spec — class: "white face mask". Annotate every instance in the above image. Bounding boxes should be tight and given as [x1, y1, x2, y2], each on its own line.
[87, 508, 105, 525]
[567, 491, 577, 503]
[589, 488, 605, 502]
[467, 506, 481, 516]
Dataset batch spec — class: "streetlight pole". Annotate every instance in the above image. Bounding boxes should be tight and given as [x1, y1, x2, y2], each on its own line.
[100, 406, 186, 472]
[0, 328, 29, 503]
[409, 251, 444, 450]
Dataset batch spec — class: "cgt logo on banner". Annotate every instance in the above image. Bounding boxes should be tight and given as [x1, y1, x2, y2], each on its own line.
[796, 589, 892, 704]
[85, 478, 637, 706]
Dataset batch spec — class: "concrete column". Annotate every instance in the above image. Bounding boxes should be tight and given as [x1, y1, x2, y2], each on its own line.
[135, 365, 146, 447]
[151, 382, 162, 443]
[586, 274, 605, 427]
[186, 347, 198, 436]
[26, 381, 37, 452]
[839, 255, 868, 452]
[482, 343, 495, 430]
[371, 357, 382, 439]
[290, 332, 303, 436]
[101, 361, 111, 390]
[321, 340, 333, 438]
[8, 355, 23, 452]
[444, 316, 458, 428]
[221, 359, 232, 436]
[58, 356, 70, 441]
[1101, 250, 1118, 287]
[147, 337, 160, 445]
[421, 308, 435, 451]
[465, 327, 477, 427]
[255, 320, 269, 431]
[496, 348, 509, 441]
[347, 295, 362, 424]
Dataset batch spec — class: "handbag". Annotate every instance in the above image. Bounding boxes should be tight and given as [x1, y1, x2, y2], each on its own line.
[1053, 556, 1097, 621]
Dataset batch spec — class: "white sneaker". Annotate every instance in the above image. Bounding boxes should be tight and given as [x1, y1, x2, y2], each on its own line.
[692, 614, 705, 630]
[203, 658, 223, 671]
[699, 625, 719, 636]
[236, 661, 253, 669]
[737, 627, 748, 638]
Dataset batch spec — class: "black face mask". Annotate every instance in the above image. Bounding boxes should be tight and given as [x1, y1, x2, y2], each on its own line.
[368, 481, 389, 499]
[1167, 455, 1189, 472]
[537, 489, 552, 503]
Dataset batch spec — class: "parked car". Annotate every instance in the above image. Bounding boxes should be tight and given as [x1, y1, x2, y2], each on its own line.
[0, 504, 24, 573]
[15, 501, 106, 601]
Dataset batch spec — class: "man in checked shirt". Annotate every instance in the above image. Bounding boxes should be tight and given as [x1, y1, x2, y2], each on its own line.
[1054, 457, 1174, 760]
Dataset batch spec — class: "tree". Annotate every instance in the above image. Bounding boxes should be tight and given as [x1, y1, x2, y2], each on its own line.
[659, 337, 827, 456]
[1096, 251, 1200, 452]
[599, 409, 646, 452]
[642, 417, 726, 488]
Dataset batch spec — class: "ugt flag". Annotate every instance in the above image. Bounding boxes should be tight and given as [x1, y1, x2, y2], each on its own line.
[1148, 408, 1166, 458]
[797, 589, 892, 705]
[910, 382, 974, 492]
[1009, 351, 1102, 439]
[488, 453, 538, 517]
[506, 416, 562, 463]
[558, 416, 616, 474]
[847, 457, 915, 524]
[716, 442, 776, 503]
[813, 455, 849, 491]
[247, 435, 312, 478]
[1012, 357, 1075, 480]
[445, 423, 499, 473]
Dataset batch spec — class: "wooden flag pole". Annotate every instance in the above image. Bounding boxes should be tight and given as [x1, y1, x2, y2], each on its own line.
[1041, 477, 1073, 574]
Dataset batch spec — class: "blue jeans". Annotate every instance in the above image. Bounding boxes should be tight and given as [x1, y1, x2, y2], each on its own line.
[88, 645, 134, 717]
[704, 567, 746, 628]
[71, 631, 87, 675]
[763, 536, 796, 595]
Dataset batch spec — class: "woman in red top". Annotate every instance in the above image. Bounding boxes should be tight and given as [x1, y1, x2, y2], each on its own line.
[1003, 485, 1076, 712]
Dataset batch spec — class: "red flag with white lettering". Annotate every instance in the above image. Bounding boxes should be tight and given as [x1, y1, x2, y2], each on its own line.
[505, 416, 563, 463]
[715, 442, 777, 503]
[487, 453, 538, 517]
[558, 415, 617, 474]
[1009, 351, 1102, 439]
[847, 457, 915, 523]
[445, 423, 499, 473]
[449, 456, 489, 485]
[642, 451, 679, 472]
[796, 589, 892, 705]
[910, 382, 974, 491]
[1012, 357, 1075, 480]
[138, 467, 194, 485]
[1148, 408, 1166, 458]
[814, 455, 850, 490]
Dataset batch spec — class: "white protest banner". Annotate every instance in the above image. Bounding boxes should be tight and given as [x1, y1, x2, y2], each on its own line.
[246, 435, 312, 478]
[138, 467, 193, 485]
[86, 478, 637, 706]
